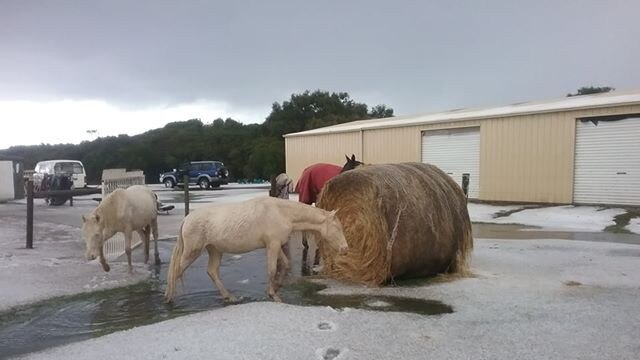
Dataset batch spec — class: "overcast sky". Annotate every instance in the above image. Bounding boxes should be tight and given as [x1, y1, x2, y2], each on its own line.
[1, 0, 638, 148]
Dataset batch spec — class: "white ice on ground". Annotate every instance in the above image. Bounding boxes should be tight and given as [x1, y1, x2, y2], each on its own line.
[466, 203, 521, 222]
[222, 183, 270, 188]
[0, 183, 272, 312]
[489, 205, 626, 232]
[467, 203, 628, 232]
[627, 217, 640, 234]
[3, 180, 639, 359]
[365, 300, 391, 308]
[155, 188, 269, 211]
[18, 239, 640, 360]
[0, 215, 150, 312]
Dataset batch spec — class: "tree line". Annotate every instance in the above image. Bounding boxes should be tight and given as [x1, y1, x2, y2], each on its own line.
[0, 90, 393, 184]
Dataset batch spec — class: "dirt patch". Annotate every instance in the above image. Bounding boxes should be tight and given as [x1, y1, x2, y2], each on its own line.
[564, 280, 583, 287]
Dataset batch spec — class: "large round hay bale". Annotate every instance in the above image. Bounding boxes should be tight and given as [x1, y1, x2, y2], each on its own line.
[316, 162, 473, 285]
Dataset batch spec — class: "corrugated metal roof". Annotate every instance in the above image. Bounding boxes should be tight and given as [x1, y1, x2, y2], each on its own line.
[284, 90, 640, 138]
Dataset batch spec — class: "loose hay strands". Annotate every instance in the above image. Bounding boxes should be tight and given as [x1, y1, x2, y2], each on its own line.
[316, 163, 473, 286]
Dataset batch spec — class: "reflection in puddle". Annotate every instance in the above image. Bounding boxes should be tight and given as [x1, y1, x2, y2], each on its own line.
[280, 280, 453, 316]
[0, 279, 452, 357]
[0, 240, 452, 358]
[473, 223, 640, 245]
[12, 221, 631, 357]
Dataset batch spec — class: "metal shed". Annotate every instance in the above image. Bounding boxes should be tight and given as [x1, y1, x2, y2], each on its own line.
[284, 90, 640, 205]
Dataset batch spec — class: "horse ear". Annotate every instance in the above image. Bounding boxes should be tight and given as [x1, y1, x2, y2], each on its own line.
[350, 154, 356, 162]
[95, 214, 101, 223]
[345, 154, 350, 161]
[330, 209, 338, 217]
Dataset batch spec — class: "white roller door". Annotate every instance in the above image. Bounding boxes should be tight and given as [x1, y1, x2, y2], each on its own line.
[421, 127, 480, 198]
[574, 117, 640, 205]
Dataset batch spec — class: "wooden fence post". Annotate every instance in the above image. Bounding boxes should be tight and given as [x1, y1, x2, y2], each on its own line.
[183, 174, 190, 216]
[26, 179, 34, 249]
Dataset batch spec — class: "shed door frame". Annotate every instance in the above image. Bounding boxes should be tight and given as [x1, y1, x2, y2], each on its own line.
[421, 126, 480, 198]
[573, 116, 640, 206]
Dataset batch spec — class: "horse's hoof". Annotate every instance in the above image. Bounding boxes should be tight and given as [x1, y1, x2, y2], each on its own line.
[270, 294, 283, 303]
[224, 295, 240, 303]
[101, 263, 110, 272]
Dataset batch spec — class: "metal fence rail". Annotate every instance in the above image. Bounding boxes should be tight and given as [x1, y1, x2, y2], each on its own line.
[101, 169, 146, 260]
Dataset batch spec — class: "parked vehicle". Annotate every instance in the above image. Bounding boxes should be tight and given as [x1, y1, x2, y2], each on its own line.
[159, 161, 229, 189]
[33, 160, 87, 189]
[39, 173, 73, 206]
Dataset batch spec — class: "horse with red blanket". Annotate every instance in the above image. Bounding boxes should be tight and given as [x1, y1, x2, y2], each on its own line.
[269, 155, 363, 270]
[293, 155, 363, 268]
[295, 154, 363, 206]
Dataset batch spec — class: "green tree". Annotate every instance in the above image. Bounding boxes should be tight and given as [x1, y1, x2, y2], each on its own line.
[263, 90, 381, 138]
[0, 90, 393, 182]
[368, 104, 394, 118]
[261, 90, 394, 176]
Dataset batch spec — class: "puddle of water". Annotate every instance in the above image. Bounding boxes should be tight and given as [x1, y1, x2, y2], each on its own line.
[0, 240, 451, 358]
[11, 220, 636, 357]
[473, 223, 640, 245]
[1, 221, 636, 357]
[280, 280, 453, 316]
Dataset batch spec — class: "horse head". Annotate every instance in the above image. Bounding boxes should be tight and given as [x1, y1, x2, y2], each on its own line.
[81, 213, 104, 262]
[324, 209, 349, 255]
[341, 154, 365, 173]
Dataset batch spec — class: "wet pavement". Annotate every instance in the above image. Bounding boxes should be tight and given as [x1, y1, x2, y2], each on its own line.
[2, 185, 639, 358]
[473, 223, 640, 245]
[0, 237, 452, 358]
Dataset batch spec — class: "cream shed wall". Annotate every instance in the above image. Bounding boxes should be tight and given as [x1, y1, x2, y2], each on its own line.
[285, 102, 640, 204]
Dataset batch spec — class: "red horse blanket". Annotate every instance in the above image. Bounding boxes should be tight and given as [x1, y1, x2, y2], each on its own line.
[295, 163, 342, 205]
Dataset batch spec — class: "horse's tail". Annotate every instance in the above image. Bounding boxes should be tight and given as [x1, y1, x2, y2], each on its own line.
[164, 222, 185, 303]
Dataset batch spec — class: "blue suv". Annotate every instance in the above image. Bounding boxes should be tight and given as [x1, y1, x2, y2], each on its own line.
[160, 161, 229, 189]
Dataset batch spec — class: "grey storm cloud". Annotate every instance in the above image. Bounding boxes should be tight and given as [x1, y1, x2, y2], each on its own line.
[1, 0, 639, 118]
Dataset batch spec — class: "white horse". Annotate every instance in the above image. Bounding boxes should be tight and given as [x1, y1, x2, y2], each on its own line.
[82, 185, 160, 273]
[164, 196, 348, 303]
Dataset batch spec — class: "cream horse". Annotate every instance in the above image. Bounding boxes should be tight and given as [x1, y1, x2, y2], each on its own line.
[164, 196, 348, 303]
[82, 185, 160, 273]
